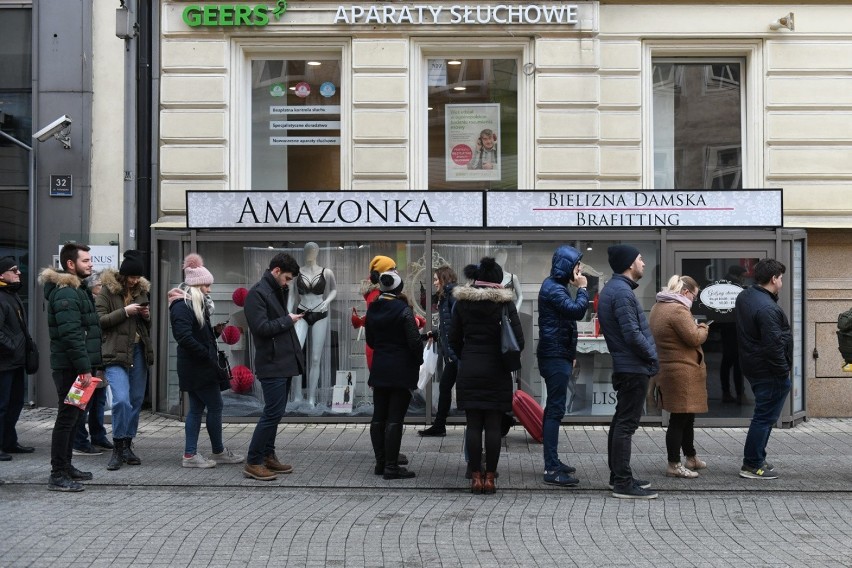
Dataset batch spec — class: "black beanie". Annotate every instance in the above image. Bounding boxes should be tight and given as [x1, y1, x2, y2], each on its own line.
[0, 256, 16, 274]
[119, 250, 146, 277]
[608, 244, 641, 274]
[464, 256, 503, 284]
[379, 271, 404, 295]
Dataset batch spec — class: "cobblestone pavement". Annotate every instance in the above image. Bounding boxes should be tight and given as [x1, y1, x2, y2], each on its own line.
[2, 409, 852, 567]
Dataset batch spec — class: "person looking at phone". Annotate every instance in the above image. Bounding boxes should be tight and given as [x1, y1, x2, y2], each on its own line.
[95, 250, 154, 471]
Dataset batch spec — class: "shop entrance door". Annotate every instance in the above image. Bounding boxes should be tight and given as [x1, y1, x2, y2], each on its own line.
[668, 242, 776, 426]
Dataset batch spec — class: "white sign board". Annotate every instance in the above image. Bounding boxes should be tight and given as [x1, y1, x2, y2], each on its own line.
[699, 282, 744, 313]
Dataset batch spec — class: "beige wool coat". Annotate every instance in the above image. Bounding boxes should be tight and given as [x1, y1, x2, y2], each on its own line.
[648, 297, 709, 414]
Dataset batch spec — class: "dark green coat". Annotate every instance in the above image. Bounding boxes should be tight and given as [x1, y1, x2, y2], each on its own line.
[39, 267, 103, 373]
[95, 268, 154, 368]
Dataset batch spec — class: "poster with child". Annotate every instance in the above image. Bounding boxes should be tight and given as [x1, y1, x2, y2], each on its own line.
[445, 104, 501, 182]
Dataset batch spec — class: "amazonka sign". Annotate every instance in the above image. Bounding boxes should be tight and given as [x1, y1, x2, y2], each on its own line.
[186, 190, 782, 229]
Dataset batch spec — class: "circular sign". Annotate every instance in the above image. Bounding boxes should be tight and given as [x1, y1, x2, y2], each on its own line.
[451, 144, 473, 165]
[699, 282, 744, 313]
[269, 83, 286, 97]
[294, 82, 311, 98]
[319, 81, 336, 98]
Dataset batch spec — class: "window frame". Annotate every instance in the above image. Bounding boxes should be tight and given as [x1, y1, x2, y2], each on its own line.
[232, 38, 352, 191]
[643, 40, 763, 190]
[411, 37, 534, 189]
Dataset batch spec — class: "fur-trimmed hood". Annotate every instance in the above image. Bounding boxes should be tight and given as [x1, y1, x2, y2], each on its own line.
[38, 267, 82, 290]
[100, 267, 151, 295]
[453, 285, 514, 303]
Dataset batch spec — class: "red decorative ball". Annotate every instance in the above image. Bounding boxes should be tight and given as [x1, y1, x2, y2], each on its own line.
[232, 287, 249, 307]
[221, 325, 241, 345]
[230, 365, 255, 394]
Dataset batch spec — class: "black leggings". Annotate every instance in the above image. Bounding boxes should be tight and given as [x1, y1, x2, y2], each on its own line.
[666, 412, 696, 463]
[465, 409, 503, 473]
[372, 387, 411, 424]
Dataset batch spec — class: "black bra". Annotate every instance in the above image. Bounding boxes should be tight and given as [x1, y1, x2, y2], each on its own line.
[297, 268, 326, 295]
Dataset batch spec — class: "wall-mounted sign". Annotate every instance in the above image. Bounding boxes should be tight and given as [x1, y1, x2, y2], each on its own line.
[182, 1, 287, 27]
[187, 191, 485, 229]
[445, 104, 501, 182]
[49, 174, 73, 197]
[333, 4, 579, 25]
[270, 121, 341, 130]
[486, 190, 783, 228]
[270, 105, 341, 115]
[270, 136, 340, 145]
[699, 282, 745, 313]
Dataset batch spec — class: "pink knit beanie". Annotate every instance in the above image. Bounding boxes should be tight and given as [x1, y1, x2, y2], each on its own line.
[183, 253, 214, 286]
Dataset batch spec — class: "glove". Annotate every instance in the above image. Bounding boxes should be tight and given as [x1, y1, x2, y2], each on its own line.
[414, 314, 426, 329]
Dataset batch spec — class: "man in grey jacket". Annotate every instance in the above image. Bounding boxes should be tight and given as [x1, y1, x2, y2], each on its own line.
[597, 244, 659, 500]
[243, 253, 305, 481]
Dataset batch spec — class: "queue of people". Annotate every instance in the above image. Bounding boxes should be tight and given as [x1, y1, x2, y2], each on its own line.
[0, 243, 796, 496]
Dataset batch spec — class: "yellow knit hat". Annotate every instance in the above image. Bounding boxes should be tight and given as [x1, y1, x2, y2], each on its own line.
[369, 255, 396, 274]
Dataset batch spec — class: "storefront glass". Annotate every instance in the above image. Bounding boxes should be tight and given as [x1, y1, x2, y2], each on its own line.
[251, 58, 342, 190]
[652, 60, 744, 190]
[427, 58, 519, 189]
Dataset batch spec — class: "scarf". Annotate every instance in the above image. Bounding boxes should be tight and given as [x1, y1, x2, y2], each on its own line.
[655, 290, 692, 308]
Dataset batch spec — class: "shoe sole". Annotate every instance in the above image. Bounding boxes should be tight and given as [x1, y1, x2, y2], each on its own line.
[267, 467, 293, 474]
[72, 451, 102, 456]
[182, 463, 216, 469]
[665, 472, 699, 478]
[612, 491, 658, 500]
[609, 482, 652, 490]
[418, 432, 447, 437]
[543, 479, 580, 487]
[48, 484, 84, 492]
[243, 471, 278, 481]
[739, 471, 778, 480]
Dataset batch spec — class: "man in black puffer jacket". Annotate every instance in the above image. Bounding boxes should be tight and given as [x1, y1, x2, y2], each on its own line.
[735, 258, 792, 480]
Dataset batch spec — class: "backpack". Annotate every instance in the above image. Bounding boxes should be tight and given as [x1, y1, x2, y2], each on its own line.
[836, 308, 852, 363]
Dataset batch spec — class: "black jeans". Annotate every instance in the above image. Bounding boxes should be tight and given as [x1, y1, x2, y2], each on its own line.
[433, 360, 458, 426]
[0, 367, 26, 450]
[607, 372, 649, 489]
[372, 387, 411, 424]
[719, 324, 743, 397]
[666, 412, 696, 463]
[51, 369, 86, 474]
[465, 409, 503, 473]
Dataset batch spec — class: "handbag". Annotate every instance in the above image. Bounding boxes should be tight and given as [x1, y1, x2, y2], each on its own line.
[216, 350, 232, 391]
[500, 304, 522, 372]
[24, 336, 39, 375]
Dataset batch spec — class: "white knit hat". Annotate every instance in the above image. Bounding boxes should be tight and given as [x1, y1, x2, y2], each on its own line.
[183, 253, 214, 286]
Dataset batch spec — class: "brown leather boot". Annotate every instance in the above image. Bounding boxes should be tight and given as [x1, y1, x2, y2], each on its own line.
[483, 472, 496, 494]
[264, 454, 294, 474]
[470, 471, 483, 494]
[243, 463, 278, 481]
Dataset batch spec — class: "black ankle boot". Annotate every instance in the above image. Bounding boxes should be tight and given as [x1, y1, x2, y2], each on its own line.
[107, 439, 124, 471]
[370, 421, 386, 475]
[122, 438, 141, 465]
[383, 423, 415, 480]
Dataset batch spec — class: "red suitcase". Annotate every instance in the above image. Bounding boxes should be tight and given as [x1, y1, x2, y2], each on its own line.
[512, 389, 544, 443]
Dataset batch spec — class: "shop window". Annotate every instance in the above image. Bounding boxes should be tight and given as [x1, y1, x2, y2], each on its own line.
[250, 58, 341, 190]
[0, 8, 32, 189]
[426, 58, 519, 189]
[652, 60, 744, 190]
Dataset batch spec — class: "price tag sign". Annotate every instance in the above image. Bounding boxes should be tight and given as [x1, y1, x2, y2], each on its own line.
[49, 174, 73, 197]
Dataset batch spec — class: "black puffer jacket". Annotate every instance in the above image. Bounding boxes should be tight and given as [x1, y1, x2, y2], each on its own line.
[366, 293, 423, 389]
[244, 271, 305, 379]
[449, 285, 524, 412]
[735, 285, 792, 379]
[168, 289, 219, 393]
[0, 283, 27, 372]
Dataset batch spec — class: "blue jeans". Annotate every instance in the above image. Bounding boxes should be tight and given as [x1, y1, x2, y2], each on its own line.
[247, 377, 291, 465]
[107, 343, 149, 439]
[607, 372, 649, 489]
[0, 367, 26, 450]
[184, 386, 223, 456]
[743, 376, 791, 469]
[539, 357, 573, 471]
[74, 386, 108, 448]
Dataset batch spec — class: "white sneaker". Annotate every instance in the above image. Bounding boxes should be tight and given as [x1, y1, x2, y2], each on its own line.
[182, 453, 216, 468]
[211, 447, 244, 464]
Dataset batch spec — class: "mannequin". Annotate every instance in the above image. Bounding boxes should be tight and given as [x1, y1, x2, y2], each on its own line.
[289, 242, 337, 407]
[493, 248, 523, 311]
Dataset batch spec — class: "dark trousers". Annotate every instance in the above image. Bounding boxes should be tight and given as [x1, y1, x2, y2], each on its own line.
[743, 376, 791, 468]
[607, 372, 649, 489]
[465, 409, 503, 473]
[74, 386, 108, 448]
[0, 367, 26, 450]
[666, 412, 696, 463]
[247, 377, 292, 465]
[51, 369, 86, 474]
[433, 360, 458, 425]
[719, 326, 743, 397]
[372, 387, 411, 424]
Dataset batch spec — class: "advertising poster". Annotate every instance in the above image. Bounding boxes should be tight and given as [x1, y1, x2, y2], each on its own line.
[445, 104, 501, 182]
[331, 370, 355, 413]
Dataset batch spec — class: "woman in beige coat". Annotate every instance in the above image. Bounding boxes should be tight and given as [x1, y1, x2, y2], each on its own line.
[649, 275, 710, 478]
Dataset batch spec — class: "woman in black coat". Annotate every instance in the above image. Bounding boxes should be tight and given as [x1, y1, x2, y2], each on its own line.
[450, 257, 524, 494]
[365, 271, 423, 480]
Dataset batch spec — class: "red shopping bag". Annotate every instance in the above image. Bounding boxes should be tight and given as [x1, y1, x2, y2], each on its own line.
[512, 388, 544, 443]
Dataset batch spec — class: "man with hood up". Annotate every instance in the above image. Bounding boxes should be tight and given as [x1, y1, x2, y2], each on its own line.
[536, 245, 589, 487]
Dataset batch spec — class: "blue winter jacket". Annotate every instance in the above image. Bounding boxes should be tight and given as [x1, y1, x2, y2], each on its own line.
[597, 274, 659, 376]
[536, 246, 589, 360]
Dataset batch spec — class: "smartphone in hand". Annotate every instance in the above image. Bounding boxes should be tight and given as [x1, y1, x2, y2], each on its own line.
[706, 320, 714, 326]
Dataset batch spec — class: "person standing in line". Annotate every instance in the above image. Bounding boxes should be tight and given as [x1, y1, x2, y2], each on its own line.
[366, 271, 422, 480]
[649, 275, 710, 479]
[536, 245, 589, 487]
[242, 253, 305, 481]
[0, 256, 36, 461]
[419, 265, 459, 438]
[735, 258, 792, 480]
[96, 251, 154, 471]
[597, 244, 659, 499]
[72, 272, 111, 457]
[39, 243, 102, 492]
[450, 257, 523, 494]
[168, 254, 244, 470]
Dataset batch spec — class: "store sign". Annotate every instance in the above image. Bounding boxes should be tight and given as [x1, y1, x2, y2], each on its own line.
[181, 1, 287, 27]
[187, 191, 484, 228]
[699, 282, 744, 313]
[486, 190, 783, 228]
[333, 4, 579, 25]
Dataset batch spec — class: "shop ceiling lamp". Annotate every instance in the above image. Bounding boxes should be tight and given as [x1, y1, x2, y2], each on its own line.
[453, 86, 466, 91]
[307, 61, 322, 66]
[448, 59, 462, 65]
[769, 12, 794, 31]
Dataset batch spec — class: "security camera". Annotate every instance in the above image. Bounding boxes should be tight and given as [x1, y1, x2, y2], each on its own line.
[33, 115, 72, 142]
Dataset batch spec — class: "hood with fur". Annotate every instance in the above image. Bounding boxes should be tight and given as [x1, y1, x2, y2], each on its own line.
[453, 285, 514, 303]
[167, 287, 188, 306]
[100, 267, 151, 296]
[38, 267, 83, 292]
